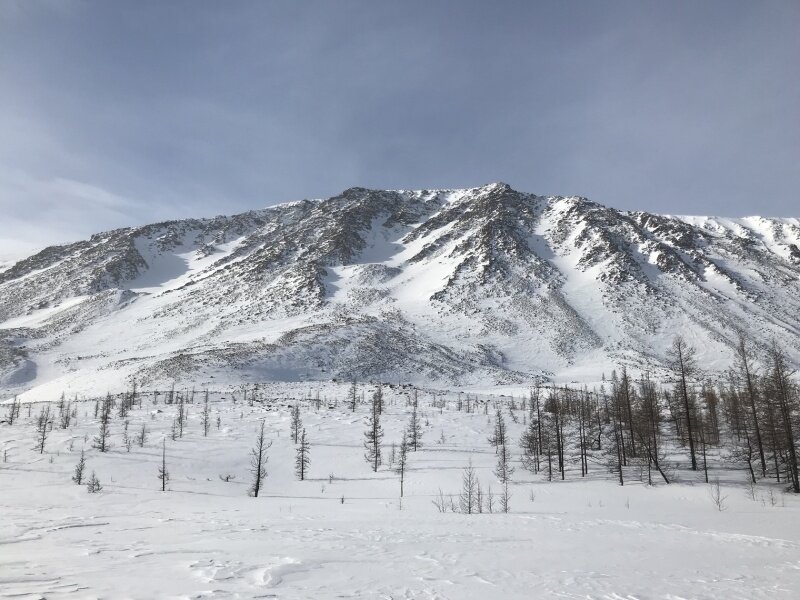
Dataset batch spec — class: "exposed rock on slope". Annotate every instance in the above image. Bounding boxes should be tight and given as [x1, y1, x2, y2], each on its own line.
[1, 183, 799, 397]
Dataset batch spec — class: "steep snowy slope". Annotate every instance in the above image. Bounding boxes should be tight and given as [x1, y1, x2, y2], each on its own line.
[1, 183, 799, 399]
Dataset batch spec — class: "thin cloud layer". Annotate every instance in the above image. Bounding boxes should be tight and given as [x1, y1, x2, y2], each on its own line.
[1, 1, 798, 258]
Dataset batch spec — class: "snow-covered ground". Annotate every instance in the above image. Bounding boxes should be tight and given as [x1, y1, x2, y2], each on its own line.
[2, 382, 799, 599]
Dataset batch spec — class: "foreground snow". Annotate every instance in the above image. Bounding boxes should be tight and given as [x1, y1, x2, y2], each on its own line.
[1, 383, 799, 599]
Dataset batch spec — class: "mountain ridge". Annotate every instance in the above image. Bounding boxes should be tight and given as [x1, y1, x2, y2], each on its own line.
[2, 183, 799, 399]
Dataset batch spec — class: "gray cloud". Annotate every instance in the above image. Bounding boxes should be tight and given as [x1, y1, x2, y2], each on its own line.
[1, 1, 798, 258]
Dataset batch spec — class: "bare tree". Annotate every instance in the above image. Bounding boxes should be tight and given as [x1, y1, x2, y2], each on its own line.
[7, 396, 20, 425]
[201, 390, 211, 437]
[364, 395, 383, 471]
[93, 394, 112, 452]
[534, 388, 568, 481]
[619, 366, 636, 458]
[432, 488, 449, 512]
[295, 428, 310, 481]
[406, 402, 423, 452]
[667, 335, 699, 470]
[519, 411, 540, 473]
[157, 438, 169, 491]
[539, 410, 556, 482]
[290, 403, 302, 444]
[249, 420, 271, 497]
[395, 434, 409, 497]
[768, 344, 799, 493]
[35, 404, 51, 454]
[137, 423, 148, 447]
[488, 409, 508, 452]
[475, 479, 484, 513]
[728, 416, 758, 484]
[59, 400, 72, 429]
[177, 394, 186, 438]
[459, 459, 478, 514]
[494, 444, 514, 513]
[348, 378, 358, 412]
[373, 386, 384, 415]
[606, 389, 625, 486]
[548, 388, 566, 480]
[708, 477, 728, 511]
[122, 419, 132, 452]
[736, 337, 767, 477]
[635, 373, 670, 484]
[575, 388, 592, 477]
[118, 390, 129, 418]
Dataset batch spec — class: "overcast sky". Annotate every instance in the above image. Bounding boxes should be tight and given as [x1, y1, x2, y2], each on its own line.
[1, 1, 798, 259]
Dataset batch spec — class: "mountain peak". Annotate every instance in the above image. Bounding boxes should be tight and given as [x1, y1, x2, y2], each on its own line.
[475, 181, 514, 193]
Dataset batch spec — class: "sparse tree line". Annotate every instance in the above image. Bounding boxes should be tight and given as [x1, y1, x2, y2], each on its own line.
[361, 385, 420, 501]
[432, 334, 800, 514]
[511, 335, 800, 494]
[4, 378, 427, 502]
[3, 335, 798, 510]
[1, 383, 228, 495]
[3, 381, 402, 498]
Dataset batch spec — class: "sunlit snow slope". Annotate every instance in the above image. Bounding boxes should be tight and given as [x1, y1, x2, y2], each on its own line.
[1, 183, 799, 399]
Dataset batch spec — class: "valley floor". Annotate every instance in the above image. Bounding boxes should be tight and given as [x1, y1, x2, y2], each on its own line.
[1, 383, 799, 599]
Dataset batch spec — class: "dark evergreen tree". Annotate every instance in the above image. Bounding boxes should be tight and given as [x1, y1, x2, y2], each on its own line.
[86, 471, 102, 493]
[72, 449, 86, 485]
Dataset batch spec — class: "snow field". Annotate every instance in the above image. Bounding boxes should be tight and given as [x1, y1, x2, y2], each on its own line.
[1, 382, 799, 599]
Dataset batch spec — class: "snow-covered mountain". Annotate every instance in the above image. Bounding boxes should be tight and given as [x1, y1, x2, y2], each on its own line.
[2, 183, 799, 398]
